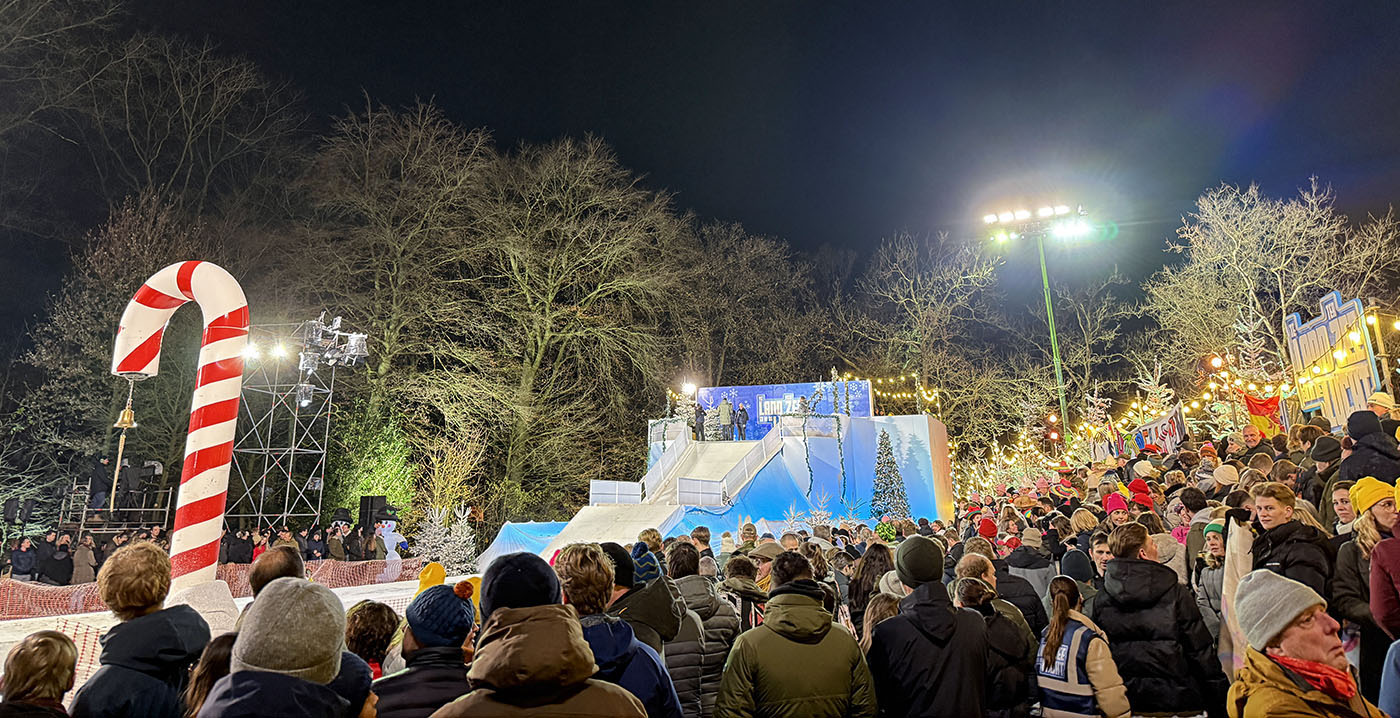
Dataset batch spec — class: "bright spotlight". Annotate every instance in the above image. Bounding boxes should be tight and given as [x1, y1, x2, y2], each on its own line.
[1051, 219, 1092, 239]
[1054, 205, 1071, 215]
[271, 344, 288, 359]
[243, 343, 260, 359]
[983, 214, 999, 224]
[998, 212, 1015, 223]
[681, 382, 697, 396]
[1013, 209, 1031, 220]
[1036, 207, 1054, 218]
[1209, 356, 1223, 368]
[995, 232, 1009, 243]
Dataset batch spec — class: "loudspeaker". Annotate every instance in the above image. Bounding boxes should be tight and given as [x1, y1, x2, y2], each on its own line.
[358, 495, 387, 530]
[20, 499, 35, 523]
[3, 497, 16, 524]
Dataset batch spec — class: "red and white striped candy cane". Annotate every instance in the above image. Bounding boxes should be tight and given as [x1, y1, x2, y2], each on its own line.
[111, 261, 248, 592]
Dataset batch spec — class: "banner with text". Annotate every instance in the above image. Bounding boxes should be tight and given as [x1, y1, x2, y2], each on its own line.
[696, 380, 873, 440]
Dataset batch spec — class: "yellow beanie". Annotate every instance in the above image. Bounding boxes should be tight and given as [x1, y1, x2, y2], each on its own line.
[1351, 477, 1393, 517]
[415, 561, 446, 597]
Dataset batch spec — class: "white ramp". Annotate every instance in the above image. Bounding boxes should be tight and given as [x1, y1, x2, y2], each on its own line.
[674, 441, 759, 480]
[540, 503, 684, 559]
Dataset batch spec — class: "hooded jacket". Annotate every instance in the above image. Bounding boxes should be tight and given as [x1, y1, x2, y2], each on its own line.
[195, 671, 348, 718]
[36, 545, 72, 586]
[1005, 546, 1054, 599]
[1338, 411, 1400, 484]
[994, 559, 1049, 637]
[675, 574, 740, 716]
[609, 576, 684, 655]
[1151, 533, 1188, 585]
[715, 580, 875, 718]
[1227, 646, 1381, 718]
[1250, 519, 1333, 598]
[578, 614, 682, 718]
[718, 575, 767, 632]
[70, 604, 211, 718]
[867, 581, 988, 717]
[969, 598, 1037, 718]
[1084, 558, 1227, 714]
[432, 604, 646, 717]
[372, 645, 472, 718]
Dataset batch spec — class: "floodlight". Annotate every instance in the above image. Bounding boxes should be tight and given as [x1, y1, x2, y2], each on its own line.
[1014, 209, 1031, 220]
[983, 214, 999, 224]
[681, 382, 697, 396]
[1036, 207, 1054, 218]
[243, 343, 260, 359]
[994, 232, 1009, 243]
[1051, 219, 1091, 239]
[998, 212, 1015, 223]
[271, 344, 288, 358]
[1054, 205, 1070, 215]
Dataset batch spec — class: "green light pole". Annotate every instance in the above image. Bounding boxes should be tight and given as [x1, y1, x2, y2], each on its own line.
[985, 206, 1090, 435]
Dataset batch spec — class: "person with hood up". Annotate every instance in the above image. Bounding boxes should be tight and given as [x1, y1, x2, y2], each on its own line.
[953, 576, 1036, 718]
[1228, 570, 1383, 718]
[1248, 481, 1333, 599]
[372, 581, 477, 718]
[195, 578, 350, 718]
[1036, 577, 1130, 718]
[668, 541, 739, 717]
[868, 534, 989, 717]
[1339, 409, 1400, 484]
[716, 551, 875, 718]
[1005, 527, 1054, 599]
[601, 542, 684, 656]
[433, 552, 646, 717]
[553, 543, 682, 718]
[718, 555, 767, 631]
[35, 534, 72, 586]
[70, 542, 211, 718]
[1084, 522, 1227, 715]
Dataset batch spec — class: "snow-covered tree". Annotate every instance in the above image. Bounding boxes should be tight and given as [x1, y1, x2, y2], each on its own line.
[413, 507, 452, 565]
[870, 429, 911, 520]
[1133, 358, 1176, 418]
[444, 505, 478, 574]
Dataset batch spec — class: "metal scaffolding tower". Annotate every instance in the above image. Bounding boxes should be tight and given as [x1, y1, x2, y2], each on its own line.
[227, 315, 368, 529]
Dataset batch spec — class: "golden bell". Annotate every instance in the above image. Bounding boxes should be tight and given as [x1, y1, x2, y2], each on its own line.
[113, 407, 138, 430]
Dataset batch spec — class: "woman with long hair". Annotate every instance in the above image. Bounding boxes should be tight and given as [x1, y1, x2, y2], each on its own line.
[1070, 509, 1099, 554]
[847, 543, 893, 640]
[857, 593, 900, 655]
[183, 632, 237, 718]
[1335, 477, 1395, 700]
[1036, 577, 1130, 718]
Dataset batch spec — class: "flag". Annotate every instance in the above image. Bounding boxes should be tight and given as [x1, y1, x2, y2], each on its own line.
[1243, 393, 1284, 436]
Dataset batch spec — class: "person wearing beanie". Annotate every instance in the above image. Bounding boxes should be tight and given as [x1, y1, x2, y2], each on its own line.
[1127, 478, 1150, 496]
[1308, 435, 1346, 528]
[1339, 409, 1400, 485]
[1042, 548, 1099, 616]
[603, 542, 685, 657]
[1005, 528, 1053, 599]
[552, 544, 683, 718]
[196, 578, 350, 718]
[1195, 520, 1227, 641]
[1102, 493, 1131, 526]
[71, 541, 211, 718]
[1329, 476, 1397, 701]
[978, 517, 998, 540]
[435, 552, 646, 718]
[1084, 523, 1227, 713]
[326, 652, 376, 718]
[1129, 492, 1153, 514]
[373, 581, 477, 718]
[1229, 569, 1382, 716]
[716, 551, 877, 718]
[867, 537, 990, 717]
[631, 541, 664, 584]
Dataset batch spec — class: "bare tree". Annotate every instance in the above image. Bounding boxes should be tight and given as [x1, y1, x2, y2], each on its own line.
[0, 0, 121, 142]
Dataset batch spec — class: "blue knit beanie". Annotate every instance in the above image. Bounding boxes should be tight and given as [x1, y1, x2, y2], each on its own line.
[631, 543, 662, 584]
[407, 581, 476, 648]
[326, 652, 372, 718]
[479, 552, 560, 626]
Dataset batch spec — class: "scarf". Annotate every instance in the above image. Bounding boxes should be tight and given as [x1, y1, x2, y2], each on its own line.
[1271, 653, 1357, 701]
[757, 572, 772, 593]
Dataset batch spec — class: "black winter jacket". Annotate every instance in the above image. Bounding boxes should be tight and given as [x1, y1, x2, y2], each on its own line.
[1250, 519, 1334, 598]
[196, 671, 347, 718]
[70, 605, 210, 718]
[1084, 558, 1227, 715]
[371, 646, 471, 718]
[1338, 411, 1400, 484]
[993, 559, 1049, 638]
[970, 600, 1036, 718]
[866, 582, 989, 718]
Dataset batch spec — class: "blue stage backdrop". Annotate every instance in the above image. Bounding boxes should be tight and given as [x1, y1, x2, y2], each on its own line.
[696, 380, 873, 439]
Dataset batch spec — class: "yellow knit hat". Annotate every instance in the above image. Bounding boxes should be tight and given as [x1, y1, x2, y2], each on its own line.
[415, 561, 446, 597]
[1351, 477, 1393, 517]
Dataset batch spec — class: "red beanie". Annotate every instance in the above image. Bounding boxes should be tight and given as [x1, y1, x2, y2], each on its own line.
[1127, 478, 1150, 495]
[978, 518, 998, 539]
[1103, 493, 1128, 515]
[1131, 492, 1153, 510]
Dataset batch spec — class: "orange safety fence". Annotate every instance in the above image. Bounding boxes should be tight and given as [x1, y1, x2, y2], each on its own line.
[0, 557, 427, 620]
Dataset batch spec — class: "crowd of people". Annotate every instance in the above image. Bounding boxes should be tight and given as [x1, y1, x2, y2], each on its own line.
[6, 401, 1400, 715]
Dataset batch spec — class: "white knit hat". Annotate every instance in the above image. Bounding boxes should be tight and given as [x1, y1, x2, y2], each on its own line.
[1234, 570, 1326, 650]
[232, 577, 345, 684]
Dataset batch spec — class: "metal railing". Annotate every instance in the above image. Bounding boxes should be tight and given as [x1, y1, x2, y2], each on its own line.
[720, 422, 785, 500]
[640, 433, 691, 502]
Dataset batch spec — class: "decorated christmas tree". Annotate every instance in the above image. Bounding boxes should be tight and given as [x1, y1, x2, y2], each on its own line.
[444, 505, 478, 575]
[870, 429, 911, 520]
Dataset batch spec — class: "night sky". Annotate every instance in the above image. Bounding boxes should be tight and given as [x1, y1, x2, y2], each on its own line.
[19, 2, 1400, 329]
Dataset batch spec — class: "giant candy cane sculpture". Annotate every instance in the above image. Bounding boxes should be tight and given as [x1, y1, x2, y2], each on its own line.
[111, 261, 248, 592]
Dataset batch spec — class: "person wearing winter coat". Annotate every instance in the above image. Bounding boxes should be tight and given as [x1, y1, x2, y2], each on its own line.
[69, 535, 98, 585]
[1037, 577, 1130, 718]
[1195, 520, 1226, 641]
[664, 603, 707, 717]
[196, 580, 354, 718]
[1084, 523, 1228, 714]
[1339, 410, 1400, 484]
[1043, 549, 1099, 617]
[70, 542, 211, 718]
[954, 577, 1036, 718]
[434, 552, 647, 718]
[601, 542, 684, 655]
[553, 544, 682, 718]
[718, 555, 767, 631]
[717, 550, 875, 718]
[1138, 513, 1189, 585]
[373, 581, 477, 718]
[9, 538, 36, 581]
[992, 550, 1050, 637]
[1311, 436, 1347, 529]
[1249, 482, 1334, 599]
[1005, 528, 1054, 599]
[36, 534, 73, 586]
[867, 535, 989, 718]
[670, 542, 740, 717]
[1228, 570, 1384, 718]
[1346, 478, 1400, 703]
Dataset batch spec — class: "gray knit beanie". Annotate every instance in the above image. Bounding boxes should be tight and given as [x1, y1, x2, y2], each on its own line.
[232, 577, 346, 684]
[1234, 569, 1326, 650]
